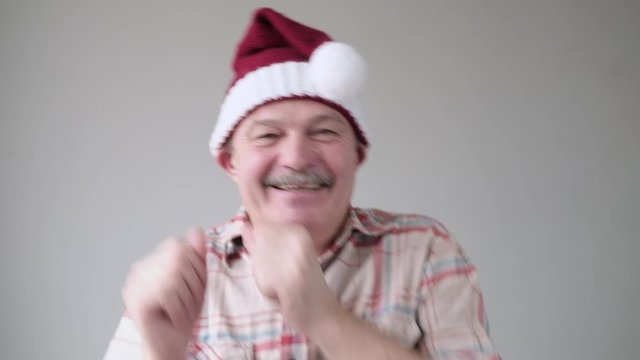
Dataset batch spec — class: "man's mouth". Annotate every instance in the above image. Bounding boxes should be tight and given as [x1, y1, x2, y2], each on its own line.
[268, 183, 325, 191]
[263, 170, 334, 191]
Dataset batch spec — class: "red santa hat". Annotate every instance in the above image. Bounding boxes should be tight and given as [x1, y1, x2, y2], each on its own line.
[209, 7, 369, 156]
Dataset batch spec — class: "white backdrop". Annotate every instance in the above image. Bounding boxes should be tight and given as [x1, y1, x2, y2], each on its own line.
[1, 1, 638, 359]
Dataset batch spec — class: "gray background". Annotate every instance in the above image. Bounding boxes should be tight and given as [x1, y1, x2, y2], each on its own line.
[1, 1, 639, 359]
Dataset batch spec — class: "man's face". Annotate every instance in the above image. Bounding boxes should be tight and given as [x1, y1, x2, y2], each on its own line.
[219, 99, 364, 239]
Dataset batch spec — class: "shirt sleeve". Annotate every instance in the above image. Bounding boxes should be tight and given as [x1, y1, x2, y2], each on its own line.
[416, 234, 502, 360]
[103, 313, 213, 360]
[103, 315, 144, 360]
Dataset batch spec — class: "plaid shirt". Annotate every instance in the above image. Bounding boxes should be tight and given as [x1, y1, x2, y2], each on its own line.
[104, 207, 501, 359]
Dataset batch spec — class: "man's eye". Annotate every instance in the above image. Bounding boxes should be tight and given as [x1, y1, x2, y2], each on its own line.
[313, 128, 338, 136]
[251, 132, 280, 146]
[256, 133, 279, 139]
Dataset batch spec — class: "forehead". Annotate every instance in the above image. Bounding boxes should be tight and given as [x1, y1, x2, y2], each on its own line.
[239, 99, 350, 130]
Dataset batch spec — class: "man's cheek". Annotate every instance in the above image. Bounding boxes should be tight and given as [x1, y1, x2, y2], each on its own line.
[245, 182, 265, 207]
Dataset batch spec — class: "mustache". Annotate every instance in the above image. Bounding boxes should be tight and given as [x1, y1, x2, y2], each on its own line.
[263, 169, 334, 188]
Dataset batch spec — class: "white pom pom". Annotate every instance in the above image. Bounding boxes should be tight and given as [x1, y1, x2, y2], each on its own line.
[308, 41, 367, 101]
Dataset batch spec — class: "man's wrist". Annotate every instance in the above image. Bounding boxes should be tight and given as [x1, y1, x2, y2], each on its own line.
[142, 342, 187, 360]
[300, 299, 422, 360]
[297, 293, 344, 339]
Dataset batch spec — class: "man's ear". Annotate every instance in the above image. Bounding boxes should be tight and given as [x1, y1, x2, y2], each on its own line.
[217, 148, 238, 182]
[356, 143, 367, 165]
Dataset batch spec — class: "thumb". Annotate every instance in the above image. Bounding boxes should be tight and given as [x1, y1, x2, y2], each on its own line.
[185, 227, 207, 260]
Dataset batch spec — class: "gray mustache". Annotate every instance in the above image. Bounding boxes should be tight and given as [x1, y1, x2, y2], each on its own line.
[263, 170, 334, 187]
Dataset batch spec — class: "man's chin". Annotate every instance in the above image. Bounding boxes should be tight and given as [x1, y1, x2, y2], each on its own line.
[259, 206, 319, 227]
[275, 213, 316, 227]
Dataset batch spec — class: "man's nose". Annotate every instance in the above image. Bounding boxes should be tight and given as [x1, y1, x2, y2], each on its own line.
[279, 133, 318, 170]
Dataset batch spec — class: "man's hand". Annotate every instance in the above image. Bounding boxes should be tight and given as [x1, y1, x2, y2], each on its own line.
[122, 228, 208, 360]
[242, 221, 422, 360]
[241, 221, 341, 333]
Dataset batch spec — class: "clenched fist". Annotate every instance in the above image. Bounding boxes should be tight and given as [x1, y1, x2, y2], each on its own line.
[242, 221, 341, 334]
[122, 228, 208, 360]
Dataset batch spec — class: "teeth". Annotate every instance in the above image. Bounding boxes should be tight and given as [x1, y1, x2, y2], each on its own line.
[273, 183, 321, 191]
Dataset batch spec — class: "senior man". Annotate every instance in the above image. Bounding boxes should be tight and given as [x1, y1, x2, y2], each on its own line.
[104, 7, 501, 360]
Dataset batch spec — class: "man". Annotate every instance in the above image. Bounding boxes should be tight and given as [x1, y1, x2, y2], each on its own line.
[104, 7, 501, 360]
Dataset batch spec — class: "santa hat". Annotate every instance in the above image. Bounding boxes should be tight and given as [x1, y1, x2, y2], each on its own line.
[209, 7, 369, 156]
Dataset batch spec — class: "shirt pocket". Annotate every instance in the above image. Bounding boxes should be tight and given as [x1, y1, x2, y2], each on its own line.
[376, 311, 422, 349]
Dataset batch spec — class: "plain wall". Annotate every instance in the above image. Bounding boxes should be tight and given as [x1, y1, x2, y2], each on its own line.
[1, 1, 639, 359]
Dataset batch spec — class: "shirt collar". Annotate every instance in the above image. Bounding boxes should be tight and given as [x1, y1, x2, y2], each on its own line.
[211, 206, 392, 263]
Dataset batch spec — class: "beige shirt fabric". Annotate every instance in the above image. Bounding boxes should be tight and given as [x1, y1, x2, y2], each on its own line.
[104, 207, 501, 359]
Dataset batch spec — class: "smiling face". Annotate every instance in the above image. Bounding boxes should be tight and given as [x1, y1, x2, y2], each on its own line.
[218, 99, 366, 251]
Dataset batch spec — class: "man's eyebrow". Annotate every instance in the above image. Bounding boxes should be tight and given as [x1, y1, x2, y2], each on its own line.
[310, 114, 348, 126]
[252, 118, 282, 125]
[246, 118, 282, 130]
[245, 114, 347, 131]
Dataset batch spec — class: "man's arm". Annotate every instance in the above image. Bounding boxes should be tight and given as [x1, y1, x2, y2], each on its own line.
[305, 299, 424, 359]
[242, 222, 424, 360]
[415, 234, 501, 359]
[104, 228, 208, 360]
